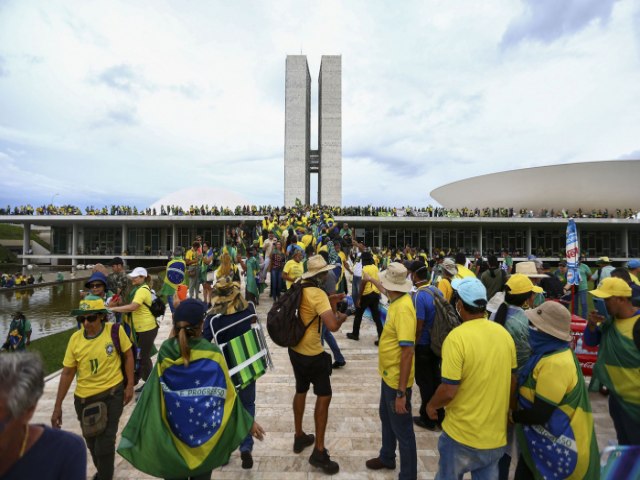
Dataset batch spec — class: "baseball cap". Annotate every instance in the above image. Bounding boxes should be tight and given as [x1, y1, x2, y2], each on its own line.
[506, 274, 544, 295]
[451, 277, 487, 307]
[173, 298, 207, 326]
[128, 267, 148, 278]
[627, 259, 640, 269]
[590, 277, 632, 298]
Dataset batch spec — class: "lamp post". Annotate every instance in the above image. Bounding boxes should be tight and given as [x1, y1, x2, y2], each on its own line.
[51, 193, 60, 205]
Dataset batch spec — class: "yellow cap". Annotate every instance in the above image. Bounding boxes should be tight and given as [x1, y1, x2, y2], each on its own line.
[589, 277, 632, 298]
[506, 273, 544, 295]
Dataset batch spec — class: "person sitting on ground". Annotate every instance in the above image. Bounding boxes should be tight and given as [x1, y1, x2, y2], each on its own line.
[1, 352, 86, 479]
[2, 311, 31, 351]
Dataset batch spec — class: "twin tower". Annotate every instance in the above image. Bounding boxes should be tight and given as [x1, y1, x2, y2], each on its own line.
[284, 55, 342, 207]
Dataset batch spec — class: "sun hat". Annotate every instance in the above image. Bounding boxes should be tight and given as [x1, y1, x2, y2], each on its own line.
[70, 297, 108, 316]
[128, 267, 148, 278]
[302, 255, 335, 279]
[590, 277, 632, 298]
[84, 271, 108, 289]
[173, 298, 207, 326]
[596, 256, 611, 265]
[525, 301, 572, 342]
[442, 258, 458, 276]
[626, 259, 640, 269]
[515, 261, 548, 278]
[380, 262, 413, 293]
[506, 273, 544, 295]
[451, 277, 487, 307]
[210, 276, 248, 315]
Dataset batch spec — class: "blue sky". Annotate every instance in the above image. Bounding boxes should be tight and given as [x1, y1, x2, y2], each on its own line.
[0, 0, 639, 208]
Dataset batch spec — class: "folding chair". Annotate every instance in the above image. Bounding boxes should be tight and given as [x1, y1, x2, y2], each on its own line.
[600, 444, 640, 479]
[207, 305, 273, 390]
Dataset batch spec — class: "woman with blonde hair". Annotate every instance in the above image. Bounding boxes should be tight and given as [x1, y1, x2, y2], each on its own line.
[215, 251, 240, 283]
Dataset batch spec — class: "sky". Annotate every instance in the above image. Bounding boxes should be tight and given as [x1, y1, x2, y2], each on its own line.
[1, 0, 639, 209]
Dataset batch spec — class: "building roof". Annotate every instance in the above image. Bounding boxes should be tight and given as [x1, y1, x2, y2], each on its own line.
[430, 160, 640, 212]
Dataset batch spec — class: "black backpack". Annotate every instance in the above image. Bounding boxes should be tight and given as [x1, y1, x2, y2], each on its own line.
[142, 285, 166, 318]
[111, 323, 140, 388]
[267, 280, 320, 347]
[418, 286, 461, 357]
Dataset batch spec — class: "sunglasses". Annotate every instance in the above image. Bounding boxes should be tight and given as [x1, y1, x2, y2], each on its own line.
[77, 314, 99, 323]
[87, 283, 104, 289]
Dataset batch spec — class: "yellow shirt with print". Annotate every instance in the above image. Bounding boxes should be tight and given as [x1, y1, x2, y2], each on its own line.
[291, 286, 332, 356]
[283, 259, 304, 289]
[378, 293, 416, 389]
[131, 286, 158, 332]
[362, 264, 380, 296]
[440, 318, 517, 449]
[63, 323, 132, 398]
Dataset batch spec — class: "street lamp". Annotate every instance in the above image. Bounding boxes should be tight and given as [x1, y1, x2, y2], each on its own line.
[51, 193, 60, 205]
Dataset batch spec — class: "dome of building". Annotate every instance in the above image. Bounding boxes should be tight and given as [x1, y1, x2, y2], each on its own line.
[430, 160, 640, 213]
[149, 187, 251, 210]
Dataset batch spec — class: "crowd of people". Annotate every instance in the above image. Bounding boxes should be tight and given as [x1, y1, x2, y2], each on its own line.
[0, 202, 637, 219]
[0, 272, 41, 288]
[1, 203, 639, 479]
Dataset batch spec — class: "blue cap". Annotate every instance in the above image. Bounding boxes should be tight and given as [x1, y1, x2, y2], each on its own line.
[174, 299, 207, 326]
[85, 271, 108, 288]
[627, 259, 640, 269]
[451, 277, 487, 307]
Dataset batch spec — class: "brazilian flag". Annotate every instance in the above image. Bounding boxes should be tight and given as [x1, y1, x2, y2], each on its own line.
[164, 259, 186, 289]
[117, 338, 253, 478]
[516, 352, 599, 480]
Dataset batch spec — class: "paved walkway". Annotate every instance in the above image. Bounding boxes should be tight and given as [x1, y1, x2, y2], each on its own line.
[33, 293, 617, 479]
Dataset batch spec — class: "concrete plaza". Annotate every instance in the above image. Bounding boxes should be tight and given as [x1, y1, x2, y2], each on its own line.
[32, 293, 616, 479]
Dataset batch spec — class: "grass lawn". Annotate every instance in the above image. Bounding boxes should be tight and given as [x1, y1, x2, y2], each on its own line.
[0, 223, 51, 251]
[28, 328, 76, 375]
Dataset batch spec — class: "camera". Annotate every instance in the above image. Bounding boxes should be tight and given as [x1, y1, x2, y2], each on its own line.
[337, 300, 348, 314]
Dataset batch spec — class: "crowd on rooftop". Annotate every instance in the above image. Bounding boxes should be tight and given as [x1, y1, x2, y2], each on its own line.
[0, 203, 637, 219]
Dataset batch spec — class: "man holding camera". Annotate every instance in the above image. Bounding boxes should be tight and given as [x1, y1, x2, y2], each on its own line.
[288, 255, 348, 475]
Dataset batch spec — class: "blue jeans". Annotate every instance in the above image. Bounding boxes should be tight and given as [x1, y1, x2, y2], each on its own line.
[351, 275, 361, 305]
[323, 329, 345, 363]
[572, 289, 588, 319]
[270, 269, 283, 300]
[436, 431, 504, 480]
[238, 382, 256, 452]
[379, 380, 417, 480]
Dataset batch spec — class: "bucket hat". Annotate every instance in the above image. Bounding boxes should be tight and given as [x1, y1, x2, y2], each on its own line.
[84, 271, 108, 289]
[380, 262, 412, 293]
[70, 297, 108, 316]
[442, 258, 458, 276]
[515, 261, 548, 278]
[301, 255, 335, 279]
[525, 301, 572, 342]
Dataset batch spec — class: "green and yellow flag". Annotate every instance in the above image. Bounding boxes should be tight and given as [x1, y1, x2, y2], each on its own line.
[117, 337, 253, 478]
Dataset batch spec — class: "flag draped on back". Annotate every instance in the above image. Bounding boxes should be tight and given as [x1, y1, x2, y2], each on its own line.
[164, 259, 186, 290]
[516, 352, 600, 480]
[117, 337, 253, 478]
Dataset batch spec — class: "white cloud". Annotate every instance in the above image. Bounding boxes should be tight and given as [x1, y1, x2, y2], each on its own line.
[0, 0, 638, 208]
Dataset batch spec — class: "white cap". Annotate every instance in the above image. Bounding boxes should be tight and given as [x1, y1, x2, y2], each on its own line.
[128, 267, 148, 278]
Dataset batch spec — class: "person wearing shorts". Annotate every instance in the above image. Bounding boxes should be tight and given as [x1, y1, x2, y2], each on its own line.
[288, 255, 347, 475]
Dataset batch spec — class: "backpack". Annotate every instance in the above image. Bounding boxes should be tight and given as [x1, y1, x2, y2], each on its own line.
[142, 285, 166, 318]
[111, 323, 140, 388]
[419, 286, 461, 357]
[267, 280, 320, 347]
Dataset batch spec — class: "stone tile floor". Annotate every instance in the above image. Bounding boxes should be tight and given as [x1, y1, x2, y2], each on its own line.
[33, 294, 617, 479]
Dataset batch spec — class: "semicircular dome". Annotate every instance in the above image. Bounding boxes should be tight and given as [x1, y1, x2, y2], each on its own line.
[149, 187, 252, 210]
[430, 160, 640, 212]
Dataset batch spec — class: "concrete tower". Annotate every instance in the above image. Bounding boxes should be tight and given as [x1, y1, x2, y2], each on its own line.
[284, 55, 342, 206]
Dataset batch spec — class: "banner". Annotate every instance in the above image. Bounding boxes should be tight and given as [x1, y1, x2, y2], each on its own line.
[566, 219, 580, 285]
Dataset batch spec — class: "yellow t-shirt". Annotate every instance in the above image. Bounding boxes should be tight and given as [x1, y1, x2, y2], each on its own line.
[519, 348, 577, 406]
[438, 277, 453, 302]
[362, 264, 380, 296]
[378, 293, 416, 389]
[630, 272, 640, 286]
[301, 234, 315, 248]
[131, 286, 158, 332]
[605, 314, 640, 405]
[63, 322, 132, 398]
[185, 249, 197, 262]
[441, 318, 517, 449]
[291, 286, 332, 356]
[455, 264, 476, 279]
[283, 260, 304, 289]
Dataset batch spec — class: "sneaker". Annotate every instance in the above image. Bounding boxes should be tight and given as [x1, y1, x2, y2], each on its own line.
[240, 451, 253, 469]
[309, 448, 339, 475]
[365, 457, 396, 470]
[346, 333, 359, 341]
[332, 360, 346, 369]
[413, 416, 440, 431]
[293, 432, 315, 453]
